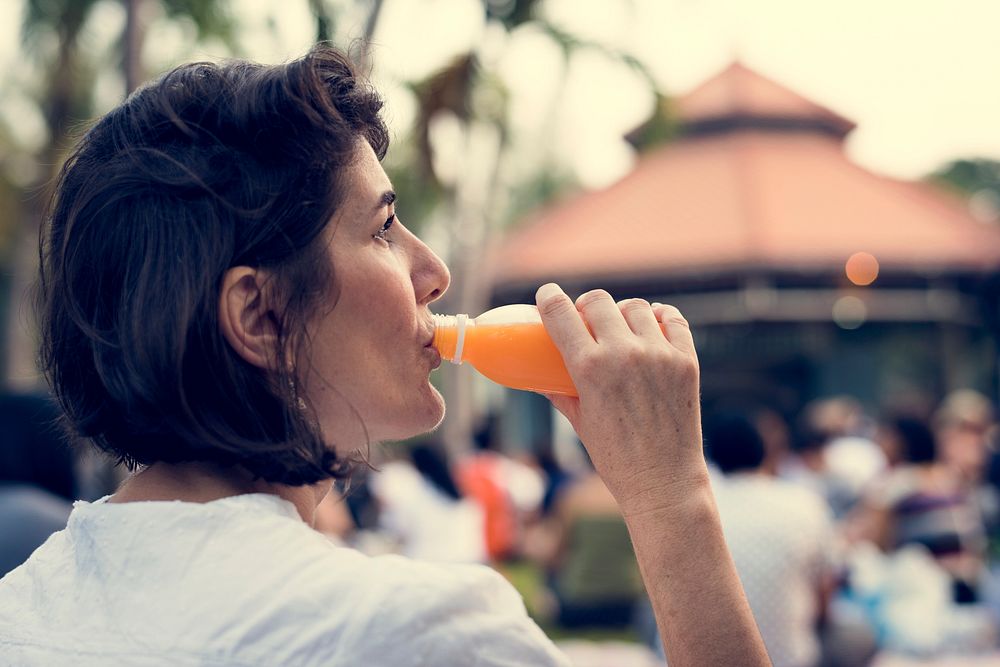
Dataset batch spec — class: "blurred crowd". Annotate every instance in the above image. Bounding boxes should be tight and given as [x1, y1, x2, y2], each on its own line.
[4, 389, 1000, 665]
[686, 392, 1000, 666]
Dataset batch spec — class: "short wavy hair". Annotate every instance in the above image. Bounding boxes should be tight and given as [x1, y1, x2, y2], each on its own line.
[37, 43, 388, 486]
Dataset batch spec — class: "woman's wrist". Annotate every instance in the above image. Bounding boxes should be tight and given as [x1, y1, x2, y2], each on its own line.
[615, 462, 713, 524]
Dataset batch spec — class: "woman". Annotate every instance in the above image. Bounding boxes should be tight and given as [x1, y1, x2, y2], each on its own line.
[0, 44, 768, 666]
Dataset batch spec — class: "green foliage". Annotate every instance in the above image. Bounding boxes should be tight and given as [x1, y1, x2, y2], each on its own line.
[483, 0, 541, 28]
[409, 53, 482, 184]
[0, 174, 20, 260]
[930, 159, 1000, 222]
[308, 0, 335, 42]
[17, 0, 105, 169]
[4, 0, 238, 285]
[535, 19, 656, 91]
[22, 0, 99, 45]
[930, 158, 1000, 196]
[161, 0, 236, 47]
[503, 167, 576, 230]
[17, 0, 237, 153]
[624, 93, 678, 153]
[384, 161, 443, 236]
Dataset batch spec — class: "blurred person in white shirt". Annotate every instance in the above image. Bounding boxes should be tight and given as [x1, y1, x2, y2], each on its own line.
[705, 411, 838, 667]
[781, 397, 886, 519]
[370, 443, 486, 564]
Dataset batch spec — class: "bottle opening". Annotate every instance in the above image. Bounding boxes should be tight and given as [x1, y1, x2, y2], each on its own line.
[432, 314, 467, 363]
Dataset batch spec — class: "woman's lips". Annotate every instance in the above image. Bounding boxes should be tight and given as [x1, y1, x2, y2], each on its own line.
[425, 343, 442, 370]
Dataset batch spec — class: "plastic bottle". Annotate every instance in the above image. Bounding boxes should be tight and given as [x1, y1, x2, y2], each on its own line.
[433, 304, 578, 395]
[434, 303, 671, 396]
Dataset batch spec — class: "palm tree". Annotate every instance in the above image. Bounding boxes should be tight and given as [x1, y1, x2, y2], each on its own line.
[4, 0, 235, 387]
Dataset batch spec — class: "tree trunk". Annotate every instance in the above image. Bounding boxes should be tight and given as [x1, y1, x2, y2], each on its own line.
[123, 0, 147, 94]
[357, 0, 384, 69]
[309, 0, 333, 42]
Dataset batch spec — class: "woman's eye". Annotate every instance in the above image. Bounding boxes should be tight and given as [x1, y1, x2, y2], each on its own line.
[374, 214, 396, 242]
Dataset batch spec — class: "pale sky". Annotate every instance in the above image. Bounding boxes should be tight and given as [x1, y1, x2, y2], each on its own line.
[3, 0, 1000, 187]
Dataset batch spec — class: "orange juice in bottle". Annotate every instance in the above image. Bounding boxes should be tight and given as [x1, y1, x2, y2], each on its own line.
[432, 304, 577, 396]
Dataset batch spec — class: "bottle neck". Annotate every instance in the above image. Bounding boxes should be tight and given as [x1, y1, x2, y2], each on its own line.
[432, 314, 469, 363]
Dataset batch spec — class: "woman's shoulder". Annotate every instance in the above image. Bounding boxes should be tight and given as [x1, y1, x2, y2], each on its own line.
[207, 530, 560, 664]
[2, 493, 567, 666]
[299, 554, 568, 665]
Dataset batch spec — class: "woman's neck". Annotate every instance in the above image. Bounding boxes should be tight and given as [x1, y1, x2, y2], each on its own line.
[110, 461, 333, 525]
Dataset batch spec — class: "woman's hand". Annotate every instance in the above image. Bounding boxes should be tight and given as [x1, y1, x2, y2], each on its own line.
[534, 283, 708, 515]
[535, 282, 771, 667]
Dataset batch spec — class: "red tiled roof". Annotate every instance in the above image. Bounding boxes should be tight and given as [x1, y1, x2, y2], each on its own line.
[492, 64, 1000, 288]
[676, 62, 855, 134]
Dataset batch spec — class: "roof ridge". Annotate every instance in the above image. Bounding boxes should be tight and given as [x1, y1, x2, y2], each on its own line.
[676, 61, 855, 138]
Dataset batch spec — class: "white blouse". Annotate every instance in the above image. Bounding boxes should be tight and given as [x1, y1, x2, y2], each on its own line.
[0, 493, 569, 666]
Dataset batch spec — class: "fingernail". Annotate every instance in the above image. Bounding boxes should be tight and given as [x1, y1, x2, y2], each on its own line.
[536, 283, 564, 302]
[651, 302, 663, 308]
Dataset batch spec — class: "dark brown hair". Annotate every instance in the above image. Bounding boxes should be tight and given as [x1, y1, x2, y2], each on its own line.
[37, 43, 388, 485]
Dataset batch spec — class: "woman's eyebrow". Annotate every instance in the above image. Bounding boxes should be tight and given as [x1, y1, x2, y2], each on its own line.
[375, 190, 396, 211]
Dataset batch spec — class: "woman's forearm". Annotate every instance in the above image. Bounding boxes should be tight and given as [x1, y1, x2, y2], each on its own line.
[533, 285, 769, 665]
[622, 477, 770, 666]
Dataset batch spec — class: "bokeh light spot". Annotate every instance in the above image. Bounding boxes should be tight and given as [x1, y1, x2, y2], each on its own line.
[845, 252, 879, 286]
[833, 296, 867, 329]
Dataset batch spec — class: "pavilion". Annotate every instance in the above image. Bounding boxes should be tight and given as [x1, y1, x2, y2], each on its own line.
[489, 62, 1000, 424]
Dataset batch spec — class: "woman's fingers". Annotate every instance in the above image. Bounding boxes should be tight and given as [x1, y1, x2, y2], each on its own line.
[574, 289, 631, 342]
[538, 286, 697, 379]
[539, 287, 670, 348]
[535, 283, 592, 360]
[540, 290, 704, 512]
[652, 302, 697, 361]
[618, 298, 663, 339]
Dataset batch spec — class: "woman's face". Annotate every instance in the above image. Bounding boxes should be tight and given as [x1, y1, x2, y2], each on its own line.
[300, 141, 450, 453]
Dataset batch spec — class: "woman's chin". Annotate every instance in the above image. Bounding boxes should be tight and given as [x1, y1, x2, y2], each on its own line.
[316, 381, 447, 449]
[404, 392, 447, 439]
[367, 393, 447, 444]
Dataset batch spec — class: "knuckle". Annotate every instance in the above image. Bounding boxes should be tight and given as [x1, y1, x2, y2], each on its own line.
[618, 298, 650, 313]
[676, 356, 700, 381]
[538, 292, 575, 318]
[618, 346, 653, 371]
[661, 304, 688, 322]
[576, 289, 613, 309]
[619, 344, 645, 365]
[648, 345, 673, 364]
[593, 343, 644, 375]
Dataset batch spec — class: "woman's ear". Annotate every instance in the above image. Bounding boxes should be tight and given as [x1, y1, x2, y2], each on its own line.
[218, 266, 280, 370]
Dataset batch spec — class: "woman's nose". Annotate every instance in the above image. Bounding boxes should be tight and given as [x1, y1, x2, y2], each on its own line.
[413, 237, 450, 305]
